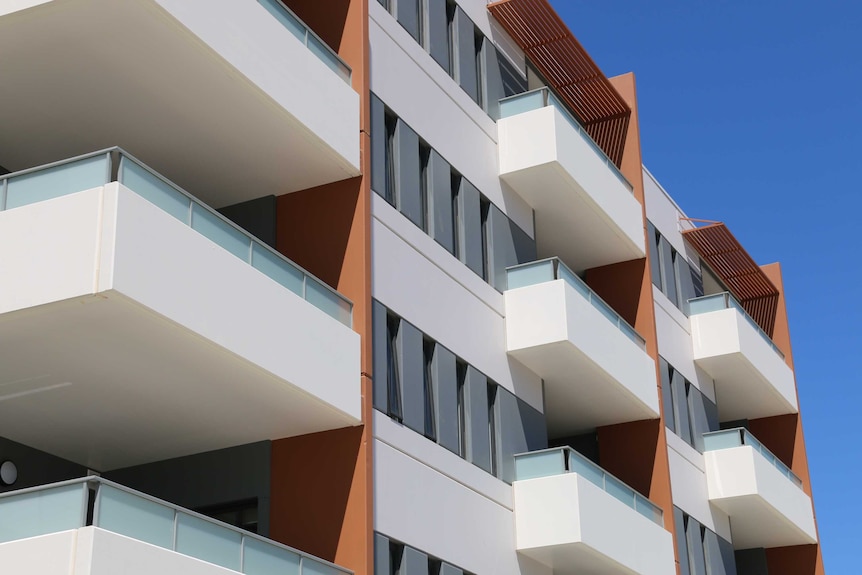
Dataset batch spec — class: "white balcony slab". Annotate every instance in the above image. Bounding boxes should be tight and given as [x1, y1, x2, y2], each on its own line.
[0, 185, 360, 470]
[505, 280, 658, 436]
[0, 0, 359, 208]
[498, 106, 645, 272]
[691, 308, 798, 420]
[514, 474, 675, 575]
[705, 446, 817, 549]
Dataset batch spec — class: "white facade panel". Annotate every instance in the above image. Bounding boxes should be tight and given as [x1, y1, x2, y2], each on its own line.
[705, 446, 817, 548]
[374, 440, 521, 575]
[514, 474, 676, 575]
[498, 106, 646, 272]
[691, 308, 798, 419]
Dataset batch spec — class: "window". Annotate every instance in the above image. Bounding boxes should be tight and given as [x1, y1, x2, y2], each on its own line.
[456, 360, 468, 458]
[674, 507, 737, 575]
[480, 198, 491, 282]
[384, 113, 398, 207]
[451, 172, 462, 260]
[389, 540, 404, 575]
[648, 220, 702, 314]
[423, 339, 437, 441]
[446, 1, 457, 79]
[419, 142, 432, 233]
[660, 357, 718, 452]
[487, 382, 498, 477]
[474, 30, 485, 108]
[428, 558, 442, 575]
[386, 314, 403, 421]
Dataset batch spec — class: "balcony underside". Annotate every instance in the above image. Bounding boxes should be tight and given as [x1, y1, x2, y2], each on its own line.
[0, 186, 361, 471]
[0, 0, 360, 209]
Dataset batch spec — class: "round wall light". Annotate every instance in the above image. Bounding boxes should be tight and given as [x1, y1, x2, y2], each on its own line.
[0, 460, 18, 486]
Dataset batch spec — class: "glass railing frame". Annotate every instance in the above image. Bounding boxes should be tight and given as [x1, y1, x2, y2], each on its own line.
[513, 447, 664, 527]
[0, 476, 353, 575]
[703, 428, 803, 488]
[0, 147, 353, 327]
[498, 87, 634, 192]
[257, 0, 352, 83]
[687, 292, 784, 360]
[505, 257, 646, 349]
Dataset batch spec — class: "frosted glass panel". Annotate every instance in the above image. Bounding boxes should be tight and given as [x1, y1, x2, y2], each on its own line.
[251, 243, 304, 296]
[604, 475, 636, 511]
[95, 485, 174, 549]
[306, 279, 352, 326]
[5, 155, 108, 210]
[176, 513, 242, 571]
[703, 430, 743, 451]
[120, 160, 190, 222]
[688, 294, 727, 315]
[499, 90, 545, 119]
[191, 204, 251, 261]
[635, 496, 663, 525]
[302, 558, 345, 575]
[558, 264, 590, 299]
[567, 452, 605, 488]
[243, 537, 301, 575]
[514, 450, 565, 480]
[0, 483, 86, 543]
[506, 260, 554, 289]
[257, 0, 305, 41]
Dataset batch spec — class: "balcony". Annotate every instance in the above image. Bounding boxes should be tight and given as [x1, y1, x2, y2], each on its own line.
[505, 259, 658, 436]
[513, 448, 674, 575]
[703, 429, 817, 549]
[0, 476, 349, 575]
[497, 88, 645, 273]
[689, 293, 798, 420]
[0, 0, 359, 209]
[0, 149, 360, 471]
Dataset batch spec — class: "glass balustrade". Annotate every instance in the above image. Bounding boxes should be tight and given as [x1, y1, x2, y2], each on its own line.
[514, 447, 663, 526]
[0, 477, 351, 575]
[703, 428, 802, 488]
[688, 292, 784, 359]
[499, 87, 633, 192]
[506, 258, 645, 349]
[257, 0, 351, 82]
[0, 148, 352, 327]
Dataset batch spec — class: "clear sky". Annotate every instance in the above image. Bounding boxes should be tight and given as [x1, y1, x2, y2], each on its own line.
[548, 1, 861, 571]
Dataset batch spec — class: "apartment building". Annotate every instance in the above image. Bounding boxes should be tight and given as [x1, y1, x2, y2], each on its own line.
[0, 1, 823, 575]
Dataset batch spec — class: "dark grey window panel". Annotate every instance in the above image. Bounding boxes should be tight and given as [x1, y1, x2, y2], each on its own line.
[402, 546, 429, 575]
[676, 251, 697, 313]
[374, 533, 390, 575]
[689, 388, 719, 453]
[659, 236, 678, 306]
[482, 39, 505, 118]
[456, 178, 483, 277]
[672, 370, 692, 445]
[399, 320, 426, 435]
[704, 529, 738, 575]
[486, 203, 536, 291]
[498, 49, 527, 98]
[648, 222, 663, 290]
[659, 358, 676, 434]
[396, 0, 421, 43]
[453, 7, 478, 103]
[396, 120, 423, 228]
[674, 507, 692, 575]
[497, 387, 547, 483]
[439, 565, 463, 575]
[691, 265, 705, 298]
[372, 300, 390, 413]
[370, 94, 387, 199]
[428, 150, 454, 254]
[426, 0, 450, 73]
[734, 548, 767, 575]
[465, 366, 491, 472]
[432, 344, 460, 455]
[686, 516, 708, 575]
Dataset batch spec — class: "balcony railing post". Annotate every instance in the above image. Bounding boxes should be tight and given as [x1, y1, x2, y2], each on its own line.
[1, 178, 7, 211]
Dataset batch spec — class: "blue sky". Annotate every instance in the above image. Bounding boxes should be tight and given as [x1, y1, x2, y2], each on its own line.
[548, 1, 861, 570]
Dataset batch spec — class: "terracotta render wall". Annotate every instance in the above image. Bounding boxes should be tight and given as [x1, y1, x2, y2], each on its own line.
[585, 73, 679, 570]
[749, 263, 825, 575]
[268, 2, 373, 575]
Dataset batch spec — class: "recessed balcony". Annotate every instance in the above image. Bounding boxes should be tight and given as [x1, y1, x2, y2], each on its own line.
[513, 448, 674, 575]
[0, 476, 350, 575]
[703, 429, 817, 549]
[497, 88, 645, 273]
[0, 149, 360, 471]
[0, 0, 360, 209]
[505, 259, 659, 437]
[689, 293, 798, 420]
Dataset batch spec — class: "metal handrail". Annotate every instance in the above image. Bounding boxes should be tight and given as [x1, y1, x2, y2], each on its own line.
[703, 428, 803, 488]
[688, 292, 783, 359]
[498, 87, 633, 191]
[0, 147, 353, 327]
[0, 476, 353, 574]
[506, 257, 645, 349]
[513, 447, 664, 526]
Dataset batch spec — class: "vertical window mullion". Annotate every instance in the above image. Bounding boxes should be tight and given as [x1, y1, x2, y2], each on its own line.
[386, 314, 403, 421]
[423, 339, 437, 441]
